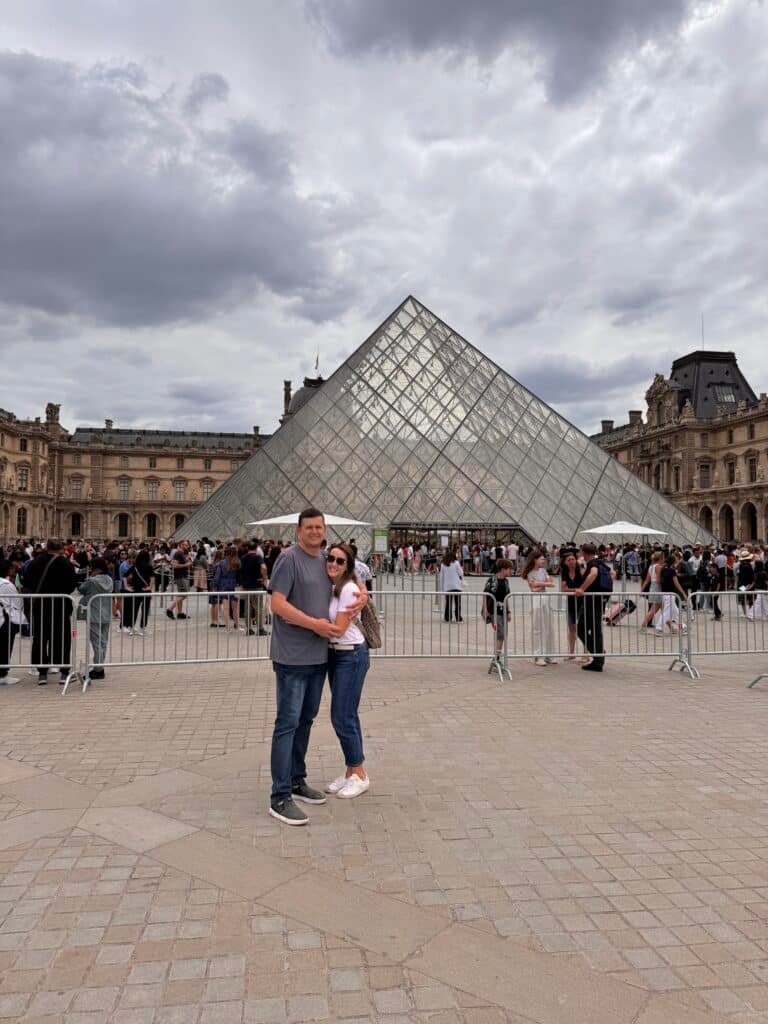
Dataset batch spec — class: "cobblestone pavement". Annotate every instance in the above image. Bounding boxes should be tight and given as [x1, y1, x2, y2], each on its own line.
[3, 647, 768, 1022]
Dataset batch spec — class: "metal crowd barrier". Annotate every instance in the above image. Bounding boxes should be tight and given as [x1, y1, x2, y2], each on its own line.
[685, 590, 768, 687]
[76, 589, 272, 692]
[499, 590, 694, 678]
[9, 586, 768, 696]
[0, 593, 81, 689]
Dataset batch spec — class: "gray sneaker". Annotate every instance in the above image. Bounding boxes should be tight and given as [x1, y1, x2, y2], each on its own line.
[292, 781, 327, 805]
[269, 797, 308, 826]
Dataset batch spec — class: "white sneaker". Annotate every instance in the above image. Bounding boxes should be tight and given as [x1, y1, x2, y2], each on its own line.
[120, 627, 132, 635]
[0, 676, 19, 686]
[325, 774, 348, 794]
[337, 774, 370, 799]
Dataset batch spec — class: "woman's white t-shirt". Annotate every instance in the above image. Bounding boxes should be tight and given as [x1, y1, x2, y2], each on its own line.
[329, 581, 366, 645]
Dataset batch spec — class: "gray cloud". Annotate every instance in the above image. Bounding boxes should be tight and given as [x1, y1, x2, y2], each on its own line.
[307, 0, 695, 100]
[0, 0, 766, 442]
[0, 51, 356, 331]
[184, 71, 230, 116]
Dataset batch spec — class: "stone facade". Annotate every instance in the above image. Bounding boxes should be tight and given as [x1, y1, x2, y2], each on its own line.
[0, 403, 266, 542]
[593, 351, 767, 542]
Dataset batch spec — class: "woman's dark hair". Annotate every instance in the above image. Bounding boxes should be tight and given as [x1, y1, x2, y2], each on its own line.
[442, 550, 455, 567]
[328, 542, 356, 598]
[665, 554, 676, 567]
[0, 558, 10, 578]
[520, 549, 544, 580]
[225, 545, 241, 573]
[135, 550, 152, 570]
[90, 557, 108, 573]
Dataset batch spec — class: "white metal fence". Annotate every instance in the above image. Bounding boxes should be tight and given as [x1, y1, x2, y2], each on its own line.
[8, 586, 768, 694]
[0, 593, 80, 688]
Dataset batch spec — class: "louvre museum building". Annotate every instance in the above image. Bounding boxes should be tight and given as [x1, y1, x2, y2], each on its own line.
[179, 298, 709, 550]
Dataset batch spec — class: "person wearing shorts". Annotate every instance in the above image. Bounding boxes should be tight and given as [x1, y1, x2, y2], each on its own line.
[483, 558, 513, 658]
[167, 541, 192, 620]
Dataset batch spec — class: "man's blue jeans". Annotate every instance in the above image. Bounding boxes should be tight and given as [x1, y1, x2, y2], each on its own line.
[270, 662, 326, 804]
[328, 645, 369, 767]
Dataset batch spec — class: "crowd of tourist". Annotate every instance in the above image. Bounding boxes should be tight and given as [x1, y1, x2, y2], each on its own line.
[1, 532, 767, 688]
[3, 523, 768, 827]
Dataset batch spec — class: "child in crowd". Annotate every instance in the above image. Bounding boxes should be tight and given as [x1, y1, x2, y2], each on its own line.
[78, 557, 114, 680]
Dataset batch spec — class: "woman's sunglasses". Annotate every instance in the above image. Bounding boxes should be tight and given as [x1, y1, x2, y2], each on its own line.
[326, 555, 348, 567]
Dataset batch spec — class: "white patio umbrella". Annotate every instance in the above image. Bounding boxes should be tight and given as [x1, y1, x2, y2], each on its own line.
[580, 520, 667, 537]
[246, 513, 371, 528]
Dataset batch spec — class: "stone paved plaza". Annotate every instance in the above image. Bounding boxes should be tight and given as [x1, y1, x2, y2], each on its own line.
[3, 644, 768, 1023]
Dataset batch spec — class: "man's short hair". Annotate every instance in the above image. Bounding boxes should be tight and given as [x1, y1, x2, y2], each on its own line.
[496, 558, 512, 571]
[46, 538, 64, 552]
[580, 542, 597, 557]
[90, 557, 108, 573]
[298, 507, 324, 525]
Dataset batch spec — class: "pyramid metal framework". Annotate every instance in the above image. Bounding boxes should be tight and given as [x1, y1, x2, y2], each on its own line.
[177, 297, 712, 547]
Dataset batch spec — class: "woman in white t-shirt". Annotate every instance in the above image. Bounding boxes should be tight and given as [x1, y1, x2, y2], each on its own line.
[324, 543, 371, 800]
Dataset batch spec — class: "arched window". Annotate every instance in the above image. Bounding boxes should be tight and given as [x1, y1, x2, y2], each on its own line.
[16, 506, 27, 534]
[117, 513, 130, 538]
[145, 513, 158, 539]
[699, 506, 713, 533]
[71, 512, 83, 536]
[719, 504, 734, 541]
[741, 502, 758, 542]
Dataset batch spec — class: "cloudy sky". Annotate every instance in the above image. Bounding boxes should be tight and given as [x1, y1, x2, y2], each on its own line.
[2, 0, 766, 437]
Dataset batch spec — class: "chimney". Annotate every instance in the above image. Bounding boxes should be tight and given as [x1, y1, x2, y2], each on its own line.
[628, 410, 643, 426]
[283, 381, 292, 417]
[253, 425, 260, 437]
[105, 419, 113, 430]
[600, 419, 614, 434]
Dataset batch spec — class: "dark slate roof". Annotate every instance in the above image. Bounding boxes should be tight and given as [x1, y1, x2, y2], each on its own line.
[68, 427, 262, 451]
[669, 351, 757, 419]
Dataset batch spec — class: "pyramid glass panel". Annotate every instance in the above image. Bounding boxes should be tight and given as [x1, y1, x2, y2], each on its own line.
[177, 296, 713, 548]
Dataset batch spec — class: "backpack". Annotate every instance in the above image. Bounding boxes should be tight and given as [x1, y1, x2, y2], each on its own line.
[596, 560, 614, 593]
[483, 574, 503, 619]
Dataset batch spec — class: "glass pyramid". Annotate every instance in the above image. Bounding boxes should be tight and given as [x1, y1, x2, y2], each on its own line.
[178, 296, 713, 547]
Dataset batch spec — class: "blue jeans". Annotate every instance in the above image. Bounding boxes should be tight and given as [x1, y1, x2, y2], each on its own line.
[328, 645, 370, 767]
[270, 662, 326, 803]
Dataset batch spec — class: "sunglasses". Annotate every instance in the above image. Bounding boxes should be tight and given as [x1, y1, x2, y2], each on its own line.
[326, 555, 348, 567]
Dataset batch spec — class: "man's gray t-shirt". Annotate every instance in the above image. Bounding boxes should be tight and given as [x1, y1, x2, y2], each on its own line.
[268, 545, 331, 665]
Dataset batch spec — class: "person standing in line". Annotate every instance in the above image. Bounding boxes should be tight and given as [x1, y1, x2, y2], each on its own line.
[212, 545, 241, 630]
[574, 543, 606, 673]
[267, 508, 367, 826]
[439, 550, 464, 622]
[560, 551, 587, 663]
[324, 543, 371, 799]
[166, 540, 192, 620]
[641, 551, 664, 628]
[506, 540, 518, 576]
[482, 557, 513, 660]
[351, 545, 373, 595]
[24, 539, 78, 685]
[657, 554, 688, 633]
[521, 549, 556, 666]
[123, 549, 155, 635]
[77, 557, 114, 680]
[0, 557, 25, 685]
[240, 539, 269, 635]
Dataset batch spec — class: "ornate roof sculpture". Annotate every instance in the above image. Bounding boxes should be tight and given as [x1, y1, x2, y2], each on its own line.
[177, 296, 713, 546]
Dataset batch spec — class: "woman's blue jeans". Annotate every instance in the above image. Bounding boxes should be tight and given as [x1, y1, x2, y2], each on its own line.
[328, 644, 370, 767]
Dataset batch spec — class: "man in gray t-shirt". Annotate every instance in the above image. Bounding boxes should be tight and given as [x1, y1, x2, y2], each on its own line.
[266, 508, 365, 826]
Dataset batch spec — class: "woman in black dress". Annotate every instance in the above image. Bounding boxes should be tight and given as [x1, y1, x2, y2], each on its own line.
[560, 551, 587, 662]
